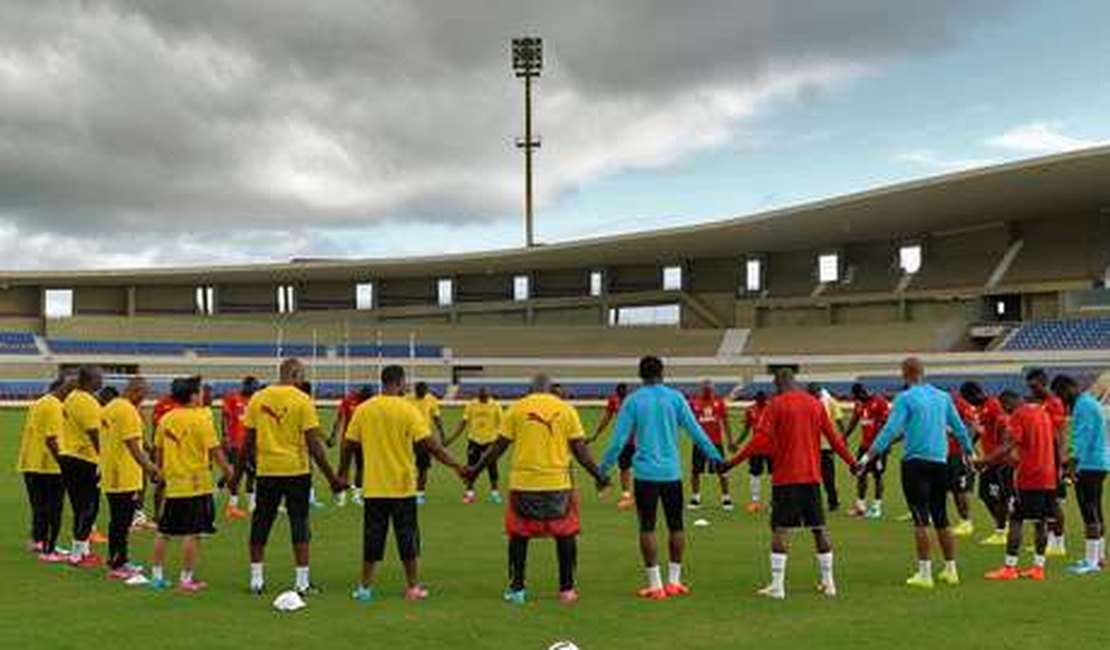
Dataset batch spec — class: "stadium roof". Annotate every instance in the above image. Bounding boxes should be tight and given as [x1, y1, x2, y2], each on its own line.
[7, 145, 1110, 286]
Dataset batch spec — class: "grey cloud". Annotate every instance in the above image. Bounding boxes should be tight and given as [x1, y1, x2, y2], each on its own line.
[0, 0, 1015, 266]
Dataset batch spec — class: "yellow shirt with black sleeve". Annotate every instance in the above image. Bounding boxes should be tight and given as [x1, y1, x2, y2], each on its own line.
[155, 406, 220, 498]
[244, 385, 321, 477]
[60, 389, 102, 464]
[16, 394, 64, 474]
[345, 395, 430, 498]
[100, 397, 145, 493]
[463, 399, 503, 445]
[502, 393, 585, 492]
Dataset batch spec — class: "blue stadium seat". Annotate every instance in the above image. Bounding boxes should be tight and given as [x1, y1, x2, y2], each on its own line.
[1002, 318, 1110, 351]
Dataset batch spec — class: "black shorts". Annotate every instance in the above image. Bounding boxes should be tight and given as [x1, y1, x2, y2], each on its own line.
[250, 475, 312, 546]
[771, 483, 825, 529]
[158, 495, 216, 536]
[749, 455, 772, 477]
[364, 497, 419, 562]
[902, 459, 950, 528]
[946, 454, 973, 492]
[692, 443, 725, 474]
[978, 464, 1014, 504]
[618, 443, 636, 472]
[1076, 471, 1106, 525]
[856, 446, 887, 476]
[634, 480, 684, 533]
[467, 441, 499, 481]
[1012, 489, 1055, 521]
[415, 444, 432, 472]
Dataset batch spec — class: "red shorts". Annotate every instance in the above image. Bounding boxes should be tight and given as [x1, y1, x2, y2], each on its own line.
[504, 490, 581, 538]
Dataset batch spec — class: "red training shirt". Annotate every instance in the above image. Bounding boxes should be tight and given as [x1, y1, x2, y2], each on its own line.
[221, 391, 248, 449]
[1009, 402, 1058, 490]
[152, 394, 178, 430]
[854, 394, 890, 449]
[690, 394, 728, 445]
[730, 389, 854, 486]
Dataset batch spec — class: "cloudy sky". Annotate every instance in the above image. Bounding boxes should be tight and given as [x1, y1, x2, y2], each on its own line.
[1, 0, 1108, 270]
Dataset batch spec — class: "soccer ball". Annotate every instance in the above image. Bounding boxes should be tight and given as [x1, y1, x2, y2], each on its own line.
[548, 642, 579, 650]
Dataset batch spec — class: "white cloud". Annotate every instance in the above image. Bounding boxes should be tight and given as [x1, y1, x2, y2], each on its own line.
[984, 122, 1102, 154]
[894, 150, 997, 173]
[0, 0, 1015, 268]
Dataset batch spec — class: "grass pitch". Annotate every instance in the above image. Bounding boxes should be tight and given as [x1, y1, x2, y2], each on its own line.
[3, 405, 1110, 649]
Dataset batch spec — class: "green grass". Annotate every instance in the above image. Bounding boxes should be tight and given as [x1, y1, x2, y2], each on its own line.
[3, 405, 1110, 649]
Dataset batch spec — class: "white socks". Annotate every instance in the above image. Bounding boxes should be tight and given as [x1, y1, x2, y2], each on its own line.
[72, 540, 90, 558]
[229, 495, 239, 507]
[295, 566, 310, 591]
[180, 570, 193, 583]
[152, 565, 164, 581]
[1004, 555, 1018, 568]
[668, 562, 682, 585]
[1086, 538, 1101, 566]
[817, 552, 834, 587]
[944, 560, 957, 575]
[1099, 538, 1106, 563]
[248, 493, 256, 510]
[1033, 554, 1046, 568]
[645, 565, 663, 590]
[250, 562, 264, 589]
[310, 488, 318, 504]
[770, 553, 787, 592]
[749, 477, 761, 503]
[918, 559, 933, 578]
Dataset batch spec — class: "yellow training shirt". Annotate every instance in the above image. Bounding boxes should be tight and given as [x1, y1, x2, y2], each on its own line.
[463, 399, 503, 445]
[346, 395, 431, 498]
[244, 385, 321, 477]
[100, 398, 145, 493]
[156, 406, 219, 498]
[16, 394, 63, 474]
[502, 393, 585, 492]
[60, 389, 102, 464]
[408, 393, 441, 428]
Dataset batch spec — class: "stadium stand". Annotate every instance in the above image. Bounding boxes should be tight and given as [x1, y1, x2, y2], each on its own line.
[1001, 317, 1110, 350]
[0, 331, 39, 355]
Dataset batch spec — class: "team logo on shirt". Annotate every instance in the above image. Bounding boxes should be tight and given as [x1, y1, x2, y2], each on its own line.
[261, 405, 287, 424]
[525, 412, 559, 436]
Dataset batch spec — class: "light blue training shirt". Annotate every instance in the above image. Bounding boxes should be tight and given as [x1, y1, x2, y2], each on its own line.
[600, 383, 723, 482]
[869, 383, 972, 463]
[1072, 393, 1109, 472]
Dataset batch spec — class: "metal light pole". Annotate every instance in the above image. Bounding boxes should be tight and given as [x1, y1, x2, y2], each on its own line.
[512, 37, 542, 248]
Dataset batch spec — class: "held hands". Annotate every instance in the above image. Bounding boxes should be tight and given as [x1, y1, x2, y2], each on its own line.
[328, 476, 349, 494]
[853, 454, 871, 476]
[458, 465, 477, 483]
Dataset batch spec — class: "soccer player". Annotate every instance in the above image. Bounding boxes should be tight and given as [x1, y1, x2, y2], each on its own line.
[808, 383, 844, 512]
[239, 359, 346, 596]
[688, 380, 736, 511]
[468, 373, 609, 604]
[959, 382, 1011, 545]
[1052, 374, 1109, 574]
[338, 365, 467, 603]
[948, 388, 981, 537]
[331, 385, 374, 507]
[408, 381, 446, 505]
[448, 386, 505, 504]
[841, 383, 890, 519]
[983, 390, 1057, 581]
[222, 376, 259, 518]
[1027, 368, 1069, 556]
[16, 377, 71, 561]
[589, 383, 633, 509]
[742, 391, 771, 513]
[599, 356, 724, 600]
[726, 368, 856, 599]
[54, 365, 104, 567]
[150, 376, 234, 592]
[152, 388, 180, 430]
[858, 358, 973, 589]
[101, 378, 160, 578]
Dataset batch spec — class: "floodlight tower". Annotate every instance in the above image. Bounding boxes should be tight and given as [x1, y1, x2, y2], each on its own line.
[512, 36, 542, 248]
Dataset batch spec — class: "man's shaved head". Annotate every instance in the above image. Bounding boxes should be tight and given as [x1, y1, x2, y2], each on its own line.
[280, 358, 305, 384]
[531, 373, 552, 394]
[901, 357, 924, 385]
